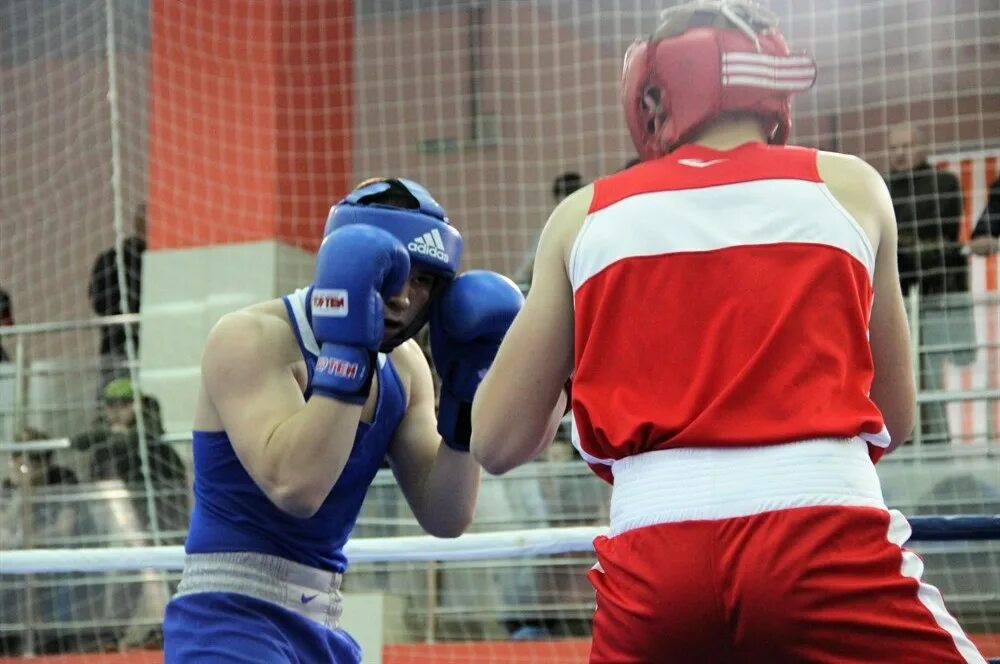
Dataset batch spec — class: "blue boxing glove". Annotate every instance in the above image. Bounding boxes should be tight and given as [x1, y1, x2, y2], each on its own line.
[311, 225, 410, 404]
[430, 270, 524, 451]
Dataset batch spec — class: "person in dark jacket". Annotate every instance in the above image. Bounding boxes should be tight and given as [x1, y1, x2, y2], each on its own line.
[73, 378, 188, 542]
[886, 123, 974, 445]
[88, 203, 146, 359]
[886, 124, 967, 296]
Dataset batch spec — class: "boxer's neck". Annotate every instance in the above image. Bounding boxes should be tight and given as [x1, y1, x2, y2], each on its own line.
[689, 114, 769, 151]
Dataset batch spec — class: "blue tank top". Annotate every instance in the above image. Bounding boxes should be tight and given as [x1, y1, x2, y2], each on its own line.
[185, 287, 407, 572]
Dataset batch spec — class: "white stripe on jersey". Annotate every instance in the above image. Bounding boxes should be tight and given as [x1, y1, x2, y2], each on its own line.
[570, 178, 876, 292]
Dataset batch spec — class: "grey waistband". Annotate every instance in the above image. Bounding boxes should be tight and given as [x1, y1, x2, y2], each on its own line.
[176, 552, 344, 628]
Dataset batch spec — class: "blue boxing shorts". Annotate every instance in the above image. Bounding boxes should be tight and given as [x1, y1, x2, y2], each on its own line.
[163, 552, 361, 663]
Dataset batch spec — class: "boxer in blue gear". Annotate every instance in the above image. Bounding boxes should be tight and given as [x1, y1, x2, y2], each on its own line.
[163, 178, 523, 663]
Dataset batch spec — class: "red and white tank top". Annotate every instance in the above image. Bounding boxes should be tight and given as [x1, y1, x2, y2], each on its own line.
[570, 142, 889, 483]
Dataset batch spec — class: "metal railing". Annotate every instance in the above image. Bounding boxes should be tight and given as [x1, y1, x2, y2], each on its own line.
[0, 314, 140, 439]
[905, 290, 1000, 447]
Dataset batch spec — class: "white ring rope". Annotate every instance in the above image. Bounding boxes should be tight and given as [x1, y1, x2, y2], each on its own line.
[0, 527, 608, 574]
[3, 517, 996, 575]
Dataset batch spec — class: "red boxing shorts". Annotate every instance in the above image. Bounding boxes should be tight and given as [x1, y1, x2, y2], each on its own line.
[588, 438, 985, 663]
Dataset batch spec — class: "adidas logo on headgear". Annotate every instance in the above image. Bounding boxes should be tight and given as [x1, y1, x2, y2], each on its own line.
[408, 228, 450, 262]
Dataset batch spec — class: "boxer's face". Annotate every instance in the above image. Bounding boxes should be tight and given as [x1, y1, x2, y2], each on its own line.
[382, 266, 437, 342]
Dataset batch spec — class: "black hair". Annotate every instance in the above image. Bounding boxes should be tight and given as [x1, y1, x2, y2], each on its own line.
[354, 178, 420, 210]
[552, 172, 584, 200]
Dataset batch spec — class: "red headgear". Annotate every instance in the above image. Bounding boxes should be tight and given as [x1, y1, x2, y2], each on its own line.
[622, 1, 816, 160]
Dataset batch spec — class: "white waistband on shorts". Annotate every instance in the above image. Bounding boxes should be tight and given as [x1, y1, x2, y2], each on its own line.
[608, 437, 886, 536]
[175, 551, 344, 628]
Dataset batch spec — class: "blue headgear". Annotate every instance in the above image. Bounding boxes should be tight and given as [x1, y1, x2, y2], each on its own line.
[323, 178, 463, 349]
[325, 178, 462, 278]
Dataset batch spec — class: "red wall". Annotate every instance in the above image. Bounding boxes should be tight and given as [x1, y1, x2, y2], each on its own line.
[147, 0, 353, 252]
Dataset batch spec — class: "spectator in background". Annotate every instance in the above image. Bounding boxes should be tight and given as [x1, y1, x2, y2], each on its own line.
[88, 202, 147, 364]
[72, 377, 188, 540]
[887, 124, 967, 295]
[0, 428, 85, 654]
[77, 377, 183, 485]
[1, 427, 79, 545]
[886, 123, 975, 445]
[71, 380, 186, 652]
[514, 172, 586, 290]
[0, 286, 12, 363]
[552, 171, 584, 202]
[969, 175, 1000, 256]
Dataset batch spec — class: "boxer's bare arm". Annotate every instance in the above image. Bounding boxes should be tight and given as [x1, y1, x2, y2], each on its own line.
[470, 186, 590, 474]
[386, 339, 480, 537]
[820, 152, 916, 450]
[200, 310, 363, 518]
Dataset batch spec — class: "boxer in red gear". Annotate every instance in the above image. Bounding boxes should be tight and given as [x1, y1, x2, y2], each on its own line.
[469, 1, 985, 662]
